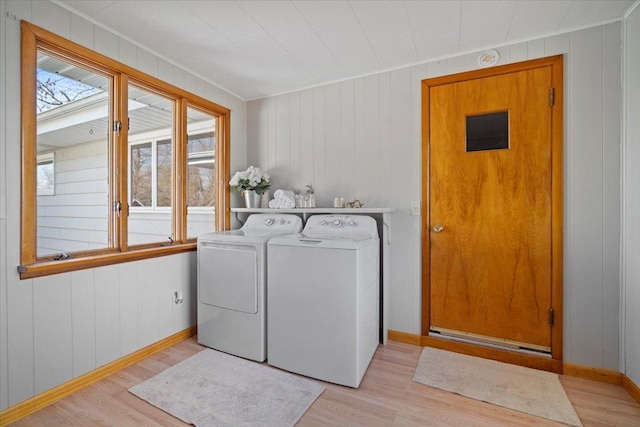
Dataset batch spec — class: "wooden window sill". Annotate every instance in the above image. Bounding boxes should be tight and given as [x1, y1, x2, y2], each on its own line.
[18, 243, 197, 279]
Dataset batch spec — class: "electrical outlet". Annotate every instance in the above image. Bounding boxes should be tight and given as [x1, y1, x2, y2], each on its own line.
[172, 291, 183, 309]
[411, 201, 421, 216]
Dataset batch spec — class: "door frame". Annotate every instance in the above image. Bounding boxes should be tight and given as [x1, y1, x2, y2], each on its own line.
[420, 55, 564, 373]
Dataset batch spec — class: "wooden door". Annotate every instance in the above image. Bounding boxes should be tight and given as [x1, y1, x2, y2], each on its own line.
[423, 57, 563, 356]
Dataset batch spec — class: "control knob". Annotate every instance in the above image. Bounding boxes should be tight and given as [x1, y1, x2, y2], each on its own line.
[332, 219, 342, 228]
[264, 218, 274, 226]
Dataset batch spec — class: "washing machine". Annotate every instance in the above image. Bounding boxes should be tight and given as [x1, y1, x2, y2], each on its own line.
[267, 214, 379, 388]
[197, 214, 302, 362]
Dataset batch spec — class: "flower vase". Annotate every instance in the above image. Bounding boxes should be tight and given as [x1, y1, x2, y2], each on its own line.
[243, 190, 262, 208]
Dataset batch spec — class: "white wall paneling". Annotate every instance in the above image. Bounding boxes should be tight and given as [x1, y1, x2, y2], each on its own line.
[623, 3, 640, 387]
[602, 23, 622, 372]
[137, 258, 160, 349]
[0, 0, 9, 412]
[70, 269, 96, 377]
[0, 0, 247, 412]
[246, 22, 625, 371]
[119, 262, 139, 357]
[33, 273, 73, 394]
[94, 265, 120, 368]
[568, 26, 606, 368]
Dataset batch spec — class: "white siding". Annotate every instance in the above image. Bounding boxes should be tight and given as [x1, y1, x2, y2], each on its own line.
[623, 3, 640, 387]
[247, 23, 624, 370]
[37, 140, 109, 256]
[0, 0, 247, 411]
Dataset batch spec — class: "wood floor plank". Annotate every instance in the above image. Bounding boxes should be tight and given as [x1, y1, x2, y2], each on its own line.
[7, 337, 640, 426]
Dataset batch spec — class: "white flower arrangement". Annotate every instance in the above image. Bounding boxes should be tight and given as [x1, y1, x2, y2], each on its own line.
[229, 166, 271, 195]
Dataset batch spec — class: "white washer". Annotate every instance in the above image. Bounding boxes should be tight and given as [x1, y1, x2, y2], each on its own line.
[267, 215, 379, 388]
[197, 214, 302, 362]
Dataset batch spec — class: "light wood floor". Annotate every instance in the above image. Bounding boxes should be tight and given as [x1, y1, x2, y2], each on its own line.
[9, 337, 640, 426]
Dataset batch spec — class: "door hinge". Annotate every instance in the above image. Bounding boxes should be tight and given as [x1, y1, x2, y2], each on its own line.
[549, 307, 555, 326]
[113, 120, 122, 135]
[549, 87, 555, 107]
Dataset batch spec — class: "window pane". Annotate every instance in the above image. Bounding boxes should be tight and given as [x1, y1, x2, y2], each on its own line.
[186, 106, 216, 238]
[156, 139, 172, 207]
[37, 153, 55, 196]
[128, 84, 174, 245]
[36, 52, 110, 258]
[130, 143, 152, 207]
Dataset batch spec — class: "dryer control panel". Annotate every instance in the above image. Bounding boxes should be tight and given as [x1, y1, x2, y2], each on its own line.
[243, 214, 303, 233]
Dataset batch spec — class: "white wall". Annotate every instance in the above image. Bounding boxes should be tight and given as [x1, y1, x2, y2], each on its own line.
[0, 0, 247, 411]
[247, 24, 623, 370]
[623, 4, 640, 387]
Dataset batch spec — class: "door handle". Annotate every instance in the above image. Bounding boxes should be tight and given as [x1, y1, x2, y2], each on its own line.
[433, 225, 444, 233]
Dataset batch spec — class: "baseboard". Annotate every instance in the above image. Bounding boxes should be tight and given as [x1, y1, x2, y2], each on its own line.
[388, 329, 422, 345]
[623, 374, 640, 405]
[0, 325, 196, 426]
[563, 363, 623, 385]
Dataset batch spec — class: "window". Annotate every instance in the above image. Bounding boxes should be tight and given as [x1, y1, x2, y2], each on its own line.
[20, 22, 231, 278]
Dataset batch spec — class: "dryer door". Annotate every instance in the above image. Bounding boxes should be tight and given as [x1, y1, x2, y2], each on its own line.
[199, 243, 258, 314]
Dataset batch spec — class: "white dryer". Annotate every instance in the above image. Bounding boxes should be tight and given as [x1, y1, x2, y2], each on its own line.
[267, 215, 379, 388]
[197, 214, 302, 362]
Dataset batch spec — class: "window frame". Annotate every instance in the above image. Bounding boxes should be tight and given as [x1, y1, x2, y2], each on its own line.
[19, 21, 231, 279]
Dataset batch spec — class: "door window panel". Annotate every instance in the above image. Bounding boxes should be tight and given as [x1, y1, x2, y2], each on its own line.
[466, 111, 509, 152]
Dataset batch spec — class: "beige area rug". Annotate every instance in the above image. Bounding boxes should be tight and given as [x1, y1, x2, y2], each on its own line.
[412, 347, 582, 426]
[129, 349, 324, 427]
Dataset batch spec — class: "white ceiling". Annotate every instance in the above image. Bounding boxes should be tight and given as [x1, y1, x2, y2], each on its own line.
[57, 0, 637, 101]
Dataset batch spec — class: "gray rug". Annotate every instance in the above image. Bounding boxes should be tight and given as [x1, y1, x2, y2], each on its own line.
[413, 347, 582, 426]
[129, 349, 324, 427]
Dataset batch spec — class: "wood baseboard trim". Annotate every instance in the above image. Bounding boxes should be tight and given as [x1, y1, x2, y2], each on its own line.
[622, 374, 640, 404]
[388, 330, 422, 345]
[563, 363, 622, 385]
[0, 326, 196, 427]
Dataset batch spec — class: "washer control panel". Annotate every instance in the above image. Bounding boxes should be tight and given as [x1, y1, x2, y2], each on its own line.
[320, 218, 358, 228]
[304, 215, 378, 239]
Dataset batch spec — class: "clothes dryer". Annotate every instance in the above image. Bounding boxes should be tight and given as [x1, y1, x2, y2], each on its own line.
[267, 215, 379, 387]
[197, 214, 302, 361]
